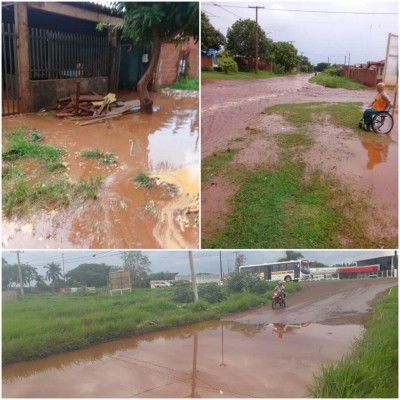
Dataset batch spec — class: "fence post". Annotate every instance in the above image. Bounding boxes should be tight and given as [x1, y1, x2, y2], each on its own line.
[15, 2, 31, 113]
[108, 28, 118, 93]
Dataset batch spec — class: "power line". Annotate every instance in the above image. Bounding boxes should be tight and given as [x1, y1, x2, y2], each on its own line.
[211, 2, 242, 19]
[203, 3, 398, 15]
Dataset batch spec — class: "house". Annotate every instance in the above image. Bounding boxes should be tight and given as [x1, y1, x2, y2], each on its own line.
[342, 60, 385, 86]
[2, 2, 198, 115]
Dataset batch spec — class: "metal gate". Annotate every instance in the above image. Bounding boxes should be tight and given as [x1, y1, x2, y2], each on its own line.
[2, 23, 19, 115]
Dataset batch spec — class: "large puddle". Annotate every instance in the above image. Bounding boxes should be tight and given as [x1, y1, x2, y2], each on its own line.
[3, 320, 363, 398]
[2, 93, 199, 249]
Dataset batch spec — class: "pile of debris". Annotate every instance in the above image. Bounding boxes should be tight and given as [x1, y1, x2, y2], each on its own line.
[48, 87, 140, 126]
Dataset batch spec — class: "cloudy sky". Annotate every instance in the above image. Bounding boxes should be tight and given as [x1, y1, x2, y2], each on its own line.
[2, 250, 396, 278]
[202, 0, 398, 65]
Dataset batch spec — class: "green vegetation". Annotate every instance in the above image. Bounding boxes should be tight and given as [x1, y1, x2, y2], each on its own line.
[217, 52, 239, 74]
[309, 73, 368, 90]
[81, 149, 116, 166]
[203, 102, 394, 248]
[201, 149, 237, 183]
[169, 77, 199, 91]
[2, 128, 104, 217]
[132, 172, 156, 189]
[3, 281, 301, 365]
[202, 70, 277, 81]
[309, 286, 398, 398]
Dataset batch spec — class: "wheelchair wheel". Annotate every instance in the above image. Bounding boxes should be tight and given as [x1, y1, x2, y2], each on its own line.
[371, 112, 394, 134]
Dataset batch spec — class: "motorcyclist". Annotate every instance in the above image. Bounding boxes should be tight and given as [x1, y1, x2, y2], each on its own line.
[274, 281, 286, 299]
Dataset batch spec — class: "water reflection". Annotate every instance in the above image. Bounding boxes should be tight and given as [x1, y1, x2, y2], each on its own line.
[147, 109, 199, 172]
[3, 321, 363, 398]
[361, 140, 389, 170]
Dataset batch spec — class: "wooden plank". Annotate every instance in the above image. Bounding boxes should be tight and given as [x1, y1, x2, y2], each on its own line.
[70, 94, 104, 102]
[75, 81, 80, 115]
[79, 113, 123, 126]
[97, 98, 109, 115]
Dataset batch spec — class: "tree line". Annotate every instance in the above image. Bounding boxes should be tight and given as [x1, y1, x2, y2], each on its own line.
[201, 12, 314, 73]
[2, 252, 178, 292]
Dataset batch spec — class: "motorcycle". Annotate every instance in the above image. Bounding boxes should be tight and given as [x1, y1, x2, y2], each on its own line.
[272, 291, 286, 309]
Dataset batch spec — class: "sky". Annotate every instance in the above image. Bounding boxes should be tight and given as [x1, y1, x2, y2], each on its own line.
[201, 0, 398, 65]
[2, 250, 396, 279]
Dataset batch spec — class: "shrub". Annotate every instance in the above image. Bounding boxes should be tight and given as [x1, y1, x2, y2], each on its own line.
[325, 67, 342, 77]
[198, 283, 227, 303]
[172, 282, 194, 303]
[187, 300, 209, 312]
[217, 53, 239, 74]
[226, 272, 261, 294]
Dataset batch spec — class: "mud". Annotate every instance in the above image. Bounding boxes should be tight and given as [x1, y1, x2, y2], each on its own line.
[202, 74, 397, 245]
[2, 320, 362, 398]
[2, 93, 199, 249]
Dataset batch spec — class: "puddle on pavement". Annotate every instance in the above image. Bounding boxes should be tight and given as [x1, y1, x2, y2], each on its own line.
[2, 94, 199, 249]
[3, 321, 363, 398]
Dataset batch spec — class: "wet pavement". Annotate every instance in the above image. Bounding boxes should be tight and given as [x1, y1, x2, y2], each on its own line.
[2, 320, 363, 398]
[2, 93, 199, 249]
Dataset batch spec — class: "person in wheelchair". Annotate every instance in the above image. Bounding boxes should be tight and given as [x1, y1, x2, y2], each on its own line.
[360, 82, 391, 131]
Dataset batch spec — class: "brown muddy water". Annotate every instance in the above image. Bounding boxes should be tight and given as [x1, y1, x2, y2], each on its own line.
[2, 320, 363, 398]
[2, 93, 199, 249]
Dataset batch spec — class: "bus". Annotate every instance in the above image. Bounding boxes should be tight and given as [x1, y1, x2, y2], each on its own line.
[239, 259, 311, 282]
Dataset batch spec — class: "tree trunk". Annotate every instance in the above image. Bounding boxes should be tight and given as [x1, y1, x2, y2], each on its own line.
[137, 33, 162, 113]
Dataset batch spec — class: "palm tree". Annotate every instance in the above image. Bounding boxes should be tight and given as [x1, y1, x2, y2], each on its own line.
[44, 262, 63, 292]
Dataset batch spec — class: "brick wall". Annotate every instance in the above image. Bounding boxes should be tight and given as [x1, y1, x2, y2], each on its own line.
[155, 37, 199, 88]
[342, 66, 378, 87]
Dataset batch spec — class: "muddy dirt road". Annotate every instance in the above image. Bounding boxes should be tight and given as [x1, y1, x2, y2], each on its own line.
[3, 279, 396, 398]
[2, 93, 199, 249]
[202, 75, 398, 246]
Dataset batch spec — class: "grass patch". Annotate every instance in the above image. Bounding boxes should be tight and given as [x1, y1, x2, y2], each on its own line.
[308, 286, 398, 398]
[202, 70, 278, 81]
[2, 283, 301, 365]
[202, 149, 237, 183]
[169, 77, 199, 91]
[81, 149, 116, 166]
[277, 132, 315, 148]
[76, 176, 103, 200]
[132, 172, 155, 189]
[309, 73, 369, 90]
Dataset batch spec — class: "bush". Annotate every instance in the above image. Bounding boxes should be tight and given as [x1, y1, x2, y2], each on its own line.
[172, 282, 194, 303]
[325, 67, 342, 77]
[198, 283, 227, 303]
[217, 53, 239, 74]
[226, 272, 262, 294]
[187, 300, 209, 312]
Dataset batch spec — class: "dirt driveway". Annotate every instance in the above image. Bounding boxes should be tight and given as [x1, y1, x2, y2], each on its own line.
[226, 278, 397, 326]
[202, 74, 398, 247]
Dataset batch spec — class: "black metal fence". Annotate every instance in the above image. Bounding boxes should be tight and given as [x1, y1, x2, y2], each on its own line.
[29, 28, 109, 80]
[2, 23, 19, 115]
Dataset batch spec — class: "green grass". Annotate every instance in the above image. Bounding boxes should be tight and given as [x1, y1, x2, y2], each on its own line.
[132, 172, 156, 189]
[309, 73, 369, 90]
[202, 149, 237, 183]
[202, 70, 278, 81]
[202, 102, 393, 248]
[308, 286, 398, 398]
[81, 149, 116, 166]
[169, 77, 199, 91]
[2, 282, 301, 365]
[75, 176, 104, 200]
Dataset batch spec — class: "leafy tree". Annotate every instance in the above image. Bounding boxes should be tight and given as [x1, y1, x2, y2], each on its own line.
[113, 2, 199, 110]
[44, 262, 63, 292]
[21, 265, 38, 288]
[315, 62, 330, 72]
[122, 251, 152, 287]
[2, 260, 18, 290]
[270, 41, 299, 72]
[235, 253, 247, 272]
[309, 261, 330, 269]
[217, 52, 238, 74]
[298, 55, 314, 72]
[65, 263, 114, 288]
[278, 251, 304, 262]
[226, 19, 272, 62]
[201, 12, 225, 52]
[226, 271, 260, 294]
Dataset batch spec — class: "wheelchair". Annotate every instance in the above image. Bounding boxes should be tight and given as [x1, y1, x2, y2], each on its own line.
[359, 105, 395, 134]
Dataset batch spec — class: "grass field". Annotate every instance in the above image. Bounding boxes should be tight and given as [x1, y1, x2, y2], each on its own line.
[308, 286, 398, 398]
[202, 70, 278, 81]
[2, 128, 104, 217]
[309, 73, 369, 90]
[3, 282, 301, 365]
[202, 102, 394, 248]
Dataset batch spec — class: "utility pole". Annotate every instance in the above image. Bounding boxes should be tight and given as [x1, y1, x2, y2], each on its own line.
[188, 251, 198, 301]
[249, 5, 264, 74]
[348, 52, 351, 66]
[328, 56, 330, 64]
[62, 253, 65, 282]
[219, 251, 223, 284]
[11, 251, 24, 298]
[344, 55, 347, 66]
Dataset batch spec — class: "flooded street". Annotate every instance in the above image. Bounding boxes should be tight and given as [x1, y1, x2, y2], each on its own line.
[2, 321, 362, 398]
[2, 93, 199, 249]
[3, 279, 395, 398]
